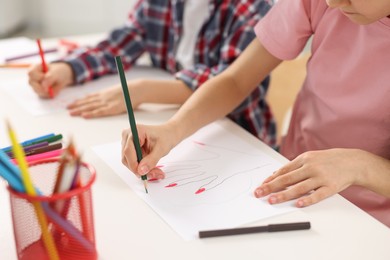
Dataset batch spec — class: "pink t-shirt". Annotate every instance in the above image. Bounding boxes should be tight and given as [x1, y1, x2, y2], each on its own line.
[255, 0, 390, 227]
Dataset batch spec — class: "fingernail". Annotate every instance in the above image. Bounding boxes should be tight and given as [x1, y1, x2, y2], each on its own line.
[255, 188, 263, 197]
[157, 174, 164, 179]
[139, 165, 149, 175]
[269, 196, 277, 204]
[297, 200, 304, 207]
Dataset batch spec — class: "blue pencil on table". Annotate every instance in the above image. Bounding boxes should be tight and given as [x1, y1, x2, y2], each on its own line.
[1, 133, 54, 152]
[0, 150, 25, 192]
[2, 133, 62, 155]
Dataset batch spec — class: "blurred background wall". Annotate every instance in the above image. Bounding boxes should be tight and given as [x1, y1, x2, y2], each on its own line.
[0, 0, 138, 38]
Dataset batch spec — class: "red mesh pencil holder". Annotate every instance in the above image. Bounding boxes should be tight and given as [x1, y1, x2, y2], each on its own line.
[7, 158, 98, 260]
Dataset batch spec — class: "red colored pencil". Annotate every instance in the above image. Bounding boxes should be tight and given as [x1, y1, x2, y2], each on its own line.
[36, 39, 54, 98]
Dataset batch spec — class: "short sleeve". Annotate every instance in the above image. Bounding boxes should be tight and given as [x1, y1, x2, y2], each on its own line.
[254, 0, 326, 60]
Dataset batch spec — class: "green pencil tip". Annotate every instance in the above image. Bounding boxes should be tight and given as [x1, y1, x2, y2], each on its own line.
[143, 180, 148, 194]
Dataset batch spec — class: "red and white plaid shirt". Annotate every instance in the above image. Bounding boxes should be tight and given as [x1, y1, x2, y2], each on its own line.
[64, 0, 276, 147]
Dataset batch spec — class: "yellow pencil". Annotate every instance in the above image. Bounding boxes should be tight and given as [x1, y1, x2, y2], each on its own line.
[6, 120, 59, 260]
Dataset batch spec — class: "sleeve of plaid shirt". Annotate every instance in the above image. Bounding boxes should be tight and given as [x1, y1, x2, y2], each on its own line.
[63, 0, 147, 84]
[174, 2, 271, 91]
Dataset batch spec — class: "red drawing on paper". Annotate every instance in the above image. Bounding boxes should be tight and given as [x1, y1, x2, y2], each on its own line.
[159, 141, 271, 195]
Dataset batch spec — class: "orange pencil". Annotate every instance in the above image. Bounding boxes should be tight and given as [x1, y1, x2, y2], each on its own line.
[36, 39, 54, 98]
[0, 63, 31, 68]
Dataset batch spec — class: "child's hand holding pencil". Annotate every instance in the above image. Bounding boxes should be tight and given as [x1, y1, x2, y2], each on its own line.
[115, 56, 149, 193]
[28, 61, 74, 98]
[36, 39, 54, 98]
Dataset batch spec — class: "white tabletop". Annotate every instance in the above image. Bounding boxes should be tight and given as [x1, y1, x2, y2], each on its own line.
[0, 36, 389, 260]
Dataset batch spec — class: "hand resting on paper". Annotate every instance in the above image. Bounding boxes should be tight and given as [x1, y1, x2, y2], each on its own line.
[67, 84, 128, 119]
[68, 78, 191, 119]
[254, 149, 390, 207]
[28, 62, 74, 98]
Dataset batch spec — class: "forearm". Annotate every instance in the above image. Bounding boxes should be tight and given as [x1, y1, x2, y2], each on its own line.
[355, 150, 390, 197]
[170, 74, 244, 139]
[131, 79, 193, 105]
[168, 40, 282, 143]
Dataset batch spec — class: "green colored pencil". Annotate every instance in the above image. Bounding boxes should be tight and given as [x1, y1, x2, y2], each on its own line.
[115, 56, 148, 193]
[30, 134, 63, 145]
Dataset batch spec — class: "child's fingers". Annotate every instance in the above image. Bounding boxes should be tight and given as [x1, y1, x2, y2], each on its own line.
[81, 107, 114, 119]
[28, 79, 49, 97]
[137, 141, 166, 177]
[147, 167, 165, 180]
[266, 178, 318, 204]
[67, 95, 96, 109]
[121, 129, 140, 177]
[69, 102, 100, 116]
[41, 73, 57, 93]
[262, 156, 304, 184]
[295, 186, 333, 207]
[255, 167, 309, 198]
[28, 71, 44, 83]
[28, 65, 46, 95]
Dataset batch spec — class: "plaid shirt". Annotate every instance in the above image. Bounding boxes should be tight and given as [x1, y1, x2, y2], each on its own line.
[65, 0, 276, 147]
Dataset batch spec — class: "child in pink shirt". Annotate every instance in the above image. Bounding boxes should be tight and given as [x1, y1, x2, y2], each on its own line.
[121, 0, 390, 227]
[254, 0, 390, 226]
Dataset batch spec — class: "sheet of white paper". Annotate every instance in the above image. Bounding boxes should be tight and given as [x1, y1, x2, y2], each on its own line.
[93, 122, 296, 240]
[0, 67, 172, 116]
[0, 37, 40, 63]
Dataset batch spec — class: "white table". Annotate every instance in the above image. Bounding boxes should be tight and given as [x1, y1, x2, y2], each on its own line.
[0, 36, 389, 260]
